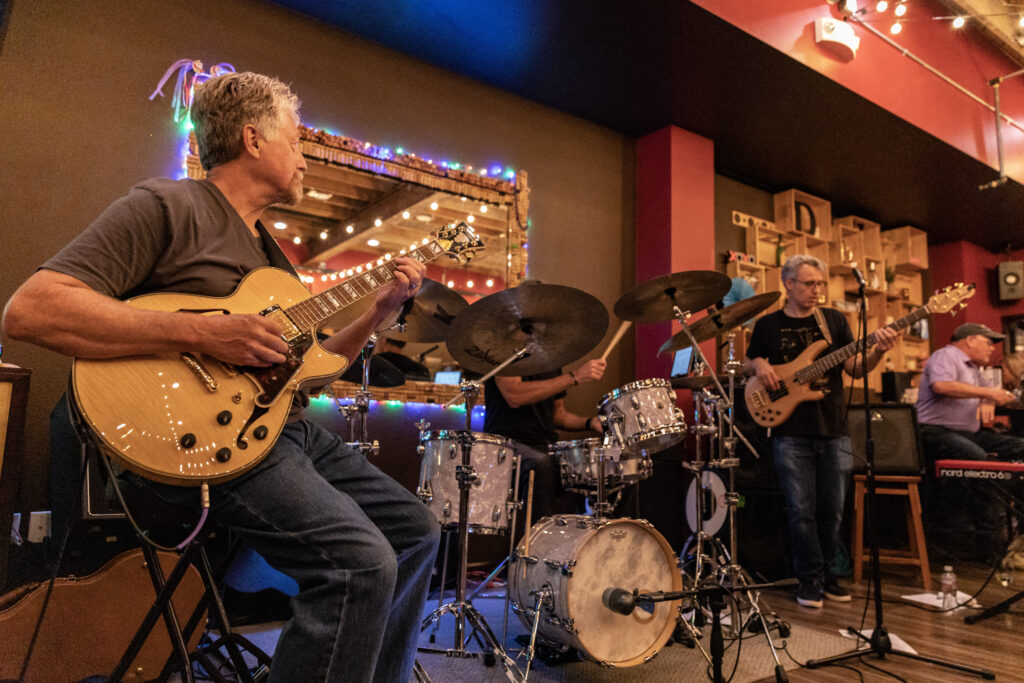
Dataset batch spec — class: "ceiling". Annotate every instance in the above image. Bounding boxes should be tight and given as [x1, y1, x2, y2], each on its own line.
[266, 0, 1024, 254]
[944, 0, 1024, 66]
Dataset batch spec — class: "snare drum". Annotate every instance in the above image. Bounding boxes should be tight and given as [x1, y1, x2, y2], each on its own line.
[509, 515, 681, 667]
[598, 378, 687, 455]
[550, 438, 652, 492]
[416, 431, 519, 534]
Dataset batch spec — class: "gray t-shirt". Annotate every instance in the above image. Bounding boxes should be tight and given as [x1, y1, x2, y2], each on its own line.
[43, 177, 309, 414]
[43, 178, 289, 299]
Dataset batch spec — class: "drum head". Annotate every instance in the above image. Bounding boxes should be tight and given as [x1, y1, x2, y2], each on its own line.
[567, 520, 681, 666]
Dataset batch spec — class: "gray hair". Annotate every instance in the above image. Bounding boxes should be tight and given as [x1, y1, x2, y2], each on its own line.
[190, 72, 301, 171]
[781, 254, 828, 282]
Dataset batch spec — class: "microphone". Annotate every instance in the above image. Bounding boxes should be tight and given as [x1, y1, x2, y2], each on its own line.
[602, 587, 636, 615]
[852, 267, 866, 288]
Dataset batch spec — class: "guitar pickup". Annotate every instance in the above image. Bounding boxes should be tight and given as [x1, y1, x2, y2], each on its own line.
[261, 305, 302, 341]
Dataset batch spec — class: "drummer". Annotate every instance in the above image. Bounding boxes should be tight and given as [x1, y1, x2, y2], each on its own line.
[483, 357, 607, 530]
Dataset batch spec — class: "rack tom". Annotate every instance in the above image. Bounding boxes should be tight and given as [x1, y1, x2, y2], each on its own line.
[598, 378, 686, 455]
[550, 438, 652, 493]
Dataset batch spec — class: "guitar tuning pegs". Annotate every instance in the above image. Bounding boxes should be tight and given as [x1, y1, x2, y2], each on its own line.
[959, 303, 968, 310]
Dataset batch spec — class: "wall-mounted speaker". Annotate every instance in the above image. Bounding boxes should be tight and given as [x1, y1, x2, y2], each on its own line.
[847, 404, 923, 475]
[998, 261, 1024, 301]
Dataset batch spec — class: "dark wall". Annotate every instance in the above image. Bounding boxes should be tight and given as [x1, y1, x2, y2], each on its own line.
[0, 0, 634, 510]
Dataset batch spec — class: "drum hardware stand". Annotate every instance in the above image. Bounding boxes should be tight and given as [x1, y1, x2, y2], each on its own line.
[807, 273, 994, 680]
[327, 335, 380, 458]
[420, 344, 535, 681]
[674, 324, 790, 681]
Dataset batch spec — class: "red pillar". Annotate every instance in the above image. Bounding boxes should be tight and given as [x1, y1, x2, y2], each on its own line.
[635, 126, 717, 384]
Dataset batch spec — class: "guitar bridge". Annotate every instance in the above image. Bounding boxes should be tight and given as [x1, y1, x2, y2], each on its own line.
[180, 353, 219, 392]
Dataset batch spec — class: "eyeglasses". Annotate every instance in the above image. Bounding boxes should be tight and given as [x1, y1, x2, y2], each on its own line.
[793, 279, 828, 289]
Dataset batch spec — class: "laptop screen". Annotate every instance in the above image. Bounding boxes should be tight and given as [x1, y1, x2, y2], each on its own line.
[434, 370, 462, 386]
[670, 347, 694, 378]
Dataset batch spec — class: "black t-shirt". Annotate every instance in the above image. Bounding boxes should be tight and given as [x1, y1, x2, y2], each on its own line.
[746, 308, 854, 437]
[483, 370, 566, 451]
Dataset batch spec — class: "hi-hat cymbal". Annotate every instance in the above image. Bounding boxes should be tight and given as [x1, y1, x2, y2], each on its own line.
[614, 271, 732, 323]
[339, 355, 406, 387]
[659, 291, 781, 354]
[446, 284, 609, 376]
[386, 279, 469, 343]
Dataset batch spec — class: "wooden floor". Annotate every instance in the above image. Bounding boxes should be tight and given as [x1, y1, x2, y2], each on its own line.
[751, 559, 1023, 682]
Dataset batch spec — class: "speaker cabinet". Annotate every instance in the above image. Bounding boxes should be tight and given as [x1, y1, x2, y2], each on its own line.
[847, 404, 923, 475]
[998, 261, 1024, 301]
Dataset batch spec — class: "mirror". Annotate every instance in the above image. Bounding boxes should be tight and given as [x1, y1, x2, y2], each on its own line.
[187, 125, 529, 320]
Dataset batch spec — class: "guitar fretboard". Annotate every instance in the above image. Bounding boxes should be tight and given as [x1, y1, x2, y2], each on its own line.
[283, 241, 445, 331]
[793, 305, 930, 384]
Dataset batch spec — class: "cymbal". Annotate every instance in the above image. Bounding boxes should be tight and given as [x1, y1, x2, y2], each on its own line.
[339, 355, 406, 388]
[614, 271, 732, 323]
[659, 291, 781, 354]
[445, 284, 609, 376]
[670, 374, 743, 390]
[386, 279, 469, 343]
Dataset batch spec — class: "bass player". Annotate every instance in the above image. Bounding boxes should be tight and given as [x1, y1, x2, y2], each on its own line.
[743, 254, 896, 608]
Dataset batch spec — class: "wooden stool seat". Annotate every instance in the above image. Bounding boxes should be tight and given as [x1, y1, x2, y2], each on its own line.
[852, 474, 931, 591]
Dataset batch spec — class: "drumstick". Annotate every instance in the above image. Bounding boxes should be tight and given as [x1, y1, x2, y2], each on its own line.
[522, 470, 535, 580]
[600, 321, 632, 361]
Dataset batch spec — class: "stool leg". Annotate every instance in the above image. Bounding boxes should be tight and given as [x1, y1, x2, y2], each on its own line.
[908, 482, 931, 591]
[853, 479, 866, 585]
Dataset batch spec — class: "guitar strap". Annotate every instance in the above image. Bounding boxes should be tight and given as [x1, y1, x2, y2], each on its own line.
[812, 307, 833, 346]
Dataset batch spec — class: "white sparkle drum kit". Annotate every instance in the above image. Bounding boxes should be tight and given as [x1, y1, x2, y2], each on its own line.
[375, 273, 795, 682]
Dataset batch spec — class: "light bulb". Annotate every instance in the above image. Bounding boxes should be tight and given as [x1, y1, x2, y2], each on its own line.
[402, 211, 410, 219]
[952, 16, 965, 28]
[320, 231, 328, 240]
[292, 236, 301, 244]
[466, 280, 474, 288]
[876, 0, 888, 11]
[447, 280, 455, 288]
[273, 221, 287, 230]
[486, 279, 494, 288]
[894, 3, 906, 17]
[890, 21, 902, 34]
[374, 218, 382, 227]
[480, 205, 488, 213]
[430, 202, 439, 211]
[367, 239, 380, 247]
[345, 225, 354, 234]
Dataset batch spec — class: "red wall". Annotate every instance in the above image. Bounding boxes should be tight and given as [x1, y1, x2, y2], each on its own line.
[694, 0, 1024, 181]
[929, 240, 1024, 360]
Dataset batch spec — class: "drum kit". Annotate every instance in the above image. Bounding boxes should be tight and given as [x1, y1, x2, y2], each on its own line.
[335, 271, 793, 682]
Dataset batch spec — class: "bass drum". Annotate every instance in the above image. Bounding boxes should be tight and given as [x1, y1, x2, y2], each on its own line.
[509, 515, 681, 667]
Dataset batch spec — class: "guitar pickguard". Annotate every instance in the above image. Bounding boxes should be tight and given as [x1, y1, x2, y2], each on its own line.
[242, 331, 314, 407]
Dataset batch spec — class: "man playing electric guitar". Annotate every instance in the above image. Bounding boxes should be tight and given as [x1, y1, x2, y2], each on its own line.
[2, 72, 439, 683]
[743, 254, 897, 608]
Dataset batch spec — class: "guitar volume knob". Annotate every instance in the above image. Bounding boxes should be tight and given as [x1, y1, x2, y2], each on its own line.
[216, 410, 233, 425]
[216, 448, 232, 463]
[180, 433, 197, 449]
[253, 426, 269, 440]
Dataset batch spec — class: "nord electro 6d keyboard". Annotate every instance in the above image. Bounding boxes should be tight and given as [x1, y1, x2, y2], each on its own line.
[934, 459, 1024, 481]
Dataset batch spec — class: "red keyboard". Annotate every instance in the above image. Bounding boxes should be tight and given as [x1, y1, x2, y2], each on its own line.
[934, 459, 1024, 481]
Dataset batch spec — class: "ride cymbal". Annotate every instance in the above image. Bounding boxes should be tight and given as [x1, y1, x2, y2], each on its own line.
[614, 271, 731, 323]
[446, 284, 609, 376]
[659, 291, 781, 354]
[387, 279, 469, 343]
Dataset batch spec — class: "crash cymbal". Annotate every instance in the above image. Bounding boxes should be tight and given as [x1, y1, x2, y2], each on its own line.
[446, 284, 609, 376]
[614, 271, 732, 323]
[387, 279, 469, 343]
[659, 291, 781, 354]
[670, 374, 743, 390]
[339, 355, 406, 388]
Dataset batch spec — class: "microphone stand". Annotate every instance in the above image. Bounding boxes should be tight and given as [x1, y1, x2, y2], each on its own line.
[806, 272, 993, 679]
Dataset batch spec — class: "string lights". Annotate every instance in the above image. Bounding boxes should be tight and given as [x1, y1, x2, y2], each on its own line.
[840, 0, 1024, 36]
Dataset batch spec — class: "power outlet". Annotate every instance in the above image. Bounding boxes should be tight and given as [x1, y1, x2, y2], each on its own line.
[27, 510, 51, 543]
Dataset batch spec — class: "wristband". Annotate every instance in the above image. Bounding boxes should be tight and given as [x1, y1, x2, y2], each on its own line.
[570, 372, 578, 386]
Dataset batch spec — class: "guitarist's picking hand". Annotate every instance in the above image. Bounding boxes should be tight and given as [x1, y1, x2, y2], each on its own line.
[751, 357, 781, 392]
[200, 314, 290, 367]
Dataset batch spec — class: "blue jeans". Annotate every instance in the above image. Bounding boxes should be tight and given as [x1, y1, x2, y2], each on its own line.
[772, 435, 852, 587]
[129, 419, 440, 683]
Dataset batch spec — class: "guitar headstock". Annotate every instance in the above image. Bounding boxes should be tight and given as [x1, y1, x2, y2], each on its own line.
[926, 282, 976, 315]
[432, 221, 484, 265]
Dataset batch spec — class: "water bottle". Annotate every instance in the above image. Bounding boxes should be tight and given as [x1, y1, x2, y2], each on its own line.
[939, 565, 958, 610]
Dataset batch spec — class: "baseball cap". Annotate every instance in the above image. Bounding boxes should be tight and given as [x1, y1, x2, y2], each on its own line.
[951, 323, 1005, 342]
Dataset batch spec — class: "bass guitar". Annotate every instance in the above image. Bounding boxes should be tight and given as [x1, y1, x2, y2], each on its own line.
[72, 222, 482, 485]
[744, 283, 975, 428]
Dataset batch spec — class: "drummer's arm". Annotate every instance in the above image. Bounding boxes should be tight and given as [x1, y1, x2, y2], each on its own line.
[493, 359, 606, 408]
[552, 399, 603, 433]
